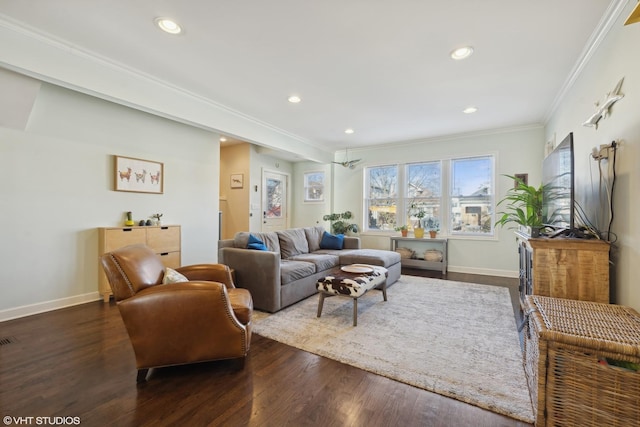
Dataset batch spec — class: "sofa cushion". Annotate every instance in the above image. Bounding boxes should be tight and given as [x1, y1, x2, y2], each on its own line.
[304, 226, 325, 252]
[247, 233, 268, 251]
[320, 231, 344, 250]
[339, 249, 401, 268]
[277, 228, 310, 259]
[289, 253, 340, 272]
[234, 231, 280, 253]
[280, 260, 316, 285]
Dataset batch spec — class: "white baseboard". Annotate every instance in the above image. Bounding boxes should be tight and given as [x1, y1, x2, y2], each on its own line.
[447, 265, 519, 279]
[0, 292, 102, 322]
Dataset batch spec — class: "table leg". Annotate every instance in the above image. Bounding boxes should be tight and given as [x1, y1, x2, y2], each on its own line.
[353, 297, 358, 327]
[317, 292, 325, 318]
[381, 280, 388, 301]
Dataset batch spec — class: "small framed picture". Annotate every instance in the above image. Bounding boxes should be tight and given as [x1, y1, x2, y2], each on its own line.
[230, 173, 244, 189]
[304, 171, 325, 202]
[114, 155, 163, 194]
[514, 173, 528, 188]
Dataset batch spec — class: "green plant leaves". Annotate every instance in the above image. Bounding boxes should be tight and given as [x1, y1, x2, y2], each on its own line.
[495, 175, 544, 228]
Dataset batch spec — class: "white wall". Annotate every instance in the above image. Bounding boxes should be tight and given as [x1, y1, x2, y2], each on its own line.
[546, 3, 640, 309]
[292, 162, 333, 229]
[0, 79, 220, 320]
[291, 126, 545, 277]
[220, 143, 250, 239]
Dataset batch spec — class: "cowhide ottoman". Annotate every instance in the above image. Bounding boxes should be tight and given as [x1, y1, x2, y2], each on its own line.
[316, 264, 388, 326]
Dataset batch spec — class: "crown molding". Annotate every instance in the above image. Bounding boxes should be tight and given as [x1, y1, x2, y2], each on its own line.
[0, 15, 333, 163]
[543, 0, 630, 124]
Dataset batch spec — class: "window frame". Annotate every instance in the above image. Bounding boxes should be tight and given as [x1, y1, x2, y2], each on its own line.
[363, 154, 496, 238]
[303, 170, 325, 203]
[448, 155, 496, 237]
[364, 164, 399, 232]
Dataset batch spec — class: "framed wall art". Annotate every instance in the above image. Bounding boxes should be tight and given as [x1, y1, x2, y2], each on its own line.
[303, 171, 325, 202]
[514, 173, 528, 188]
[114, 155, 164, 194]
[230, 173, 244, 189]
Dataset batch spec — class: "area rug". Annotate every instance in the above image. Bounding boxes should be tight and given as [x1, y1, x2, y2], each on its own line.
[252, 275, 534, 423]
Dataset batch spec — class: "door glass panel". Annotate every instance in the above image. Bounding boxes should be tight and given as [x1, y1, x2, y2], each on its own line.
[266, 177, 282, 218]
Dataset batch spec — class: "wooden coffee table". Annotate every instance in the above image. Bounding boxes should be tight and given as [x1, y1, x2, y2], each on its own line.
[316, 264, 388, 326]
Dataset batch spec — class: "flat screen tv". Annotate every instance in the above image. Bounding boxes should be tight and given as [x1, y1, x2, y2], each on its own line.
[542, 132, 575, 231]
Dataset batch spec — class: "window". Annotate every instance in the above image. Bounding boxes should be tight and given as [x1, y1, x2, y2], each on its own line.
[364, 155, 495, 236]
[365, 165, 398, 230]
[303, 171, 324, 202]
[405, 162, 441, 230]
[450, 156, 494, 235]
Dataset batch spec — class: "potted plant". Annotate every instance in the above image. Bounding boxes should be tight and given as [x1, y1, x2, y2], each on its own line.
[424, 217, 440, 238]
[394, 225, 409, 237]
[495, 175, 544, 237]
[411, 205, 426, 238]
[323, 211, 359, 235]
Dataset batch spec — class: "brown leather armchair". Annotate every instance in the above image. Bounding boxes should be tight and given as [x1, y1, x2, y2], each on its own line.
[100, 244, 253, 382]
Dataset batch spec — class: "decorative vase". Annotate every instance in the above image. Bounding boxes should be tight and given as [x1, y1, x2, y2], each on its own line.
[124, 211, 135, 226]
[414, 227, 425, 239]
[429, 230, 437, 238]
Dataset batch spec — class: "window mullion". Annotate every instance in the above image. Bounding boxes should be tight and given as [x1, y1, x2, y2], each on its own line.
[442, 160, 450, 235]
[398, 165, 407, 227]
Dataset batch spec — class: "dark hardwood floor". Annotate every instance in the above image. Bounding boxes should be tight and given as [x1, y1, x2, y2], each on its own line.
[0, 270, 532, 427]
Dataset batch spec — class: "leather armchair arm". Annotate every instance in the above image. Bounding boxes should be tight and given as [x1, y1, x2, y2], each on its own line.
[175, 264, 235, 288]
[117, 281, 249, 369]
[218, 247, 281, 312]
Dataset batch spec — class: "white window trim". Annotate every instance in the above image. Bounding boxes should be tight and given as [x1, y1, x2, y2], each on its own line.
[363, 152, 498, 240]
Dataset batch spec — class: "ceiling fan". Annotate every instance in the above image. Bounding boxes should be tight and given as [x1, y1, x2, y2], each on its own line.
[332, 148, 362, 169]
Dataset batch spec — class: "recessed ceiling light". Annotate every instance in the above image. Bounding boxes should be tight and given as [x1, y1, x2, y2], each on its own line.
[155, 17, 182, 35]
[219, 136, 227, 142]
[344, 128, 355, 134]
[463, 106, 478, 114]
[450, 46, 474, 60]
[288, 95, 301, 104]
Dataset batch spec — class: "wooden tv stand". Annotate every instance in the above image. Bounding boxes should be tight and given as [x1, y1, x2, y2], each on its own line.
[515, 231, 610, 307]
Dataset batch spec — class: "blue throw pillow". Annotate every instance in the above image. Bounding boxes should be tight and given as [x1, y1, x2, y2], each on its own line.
[320, 231, 344, 250]
[247, 233, 268, 251]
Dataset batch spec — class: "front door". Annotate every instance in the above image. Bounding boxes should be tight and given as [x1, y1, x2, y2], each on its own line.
[262, 170, 289, 232]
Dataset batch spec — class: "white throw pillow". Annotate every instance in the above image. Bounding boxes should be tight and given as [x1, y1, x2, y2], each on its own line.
[162, 267, 188, 284]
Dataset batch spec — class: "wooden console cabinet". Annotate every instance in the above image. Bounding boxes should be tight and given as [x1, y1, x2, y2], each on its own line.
[516, 231, 610, 307]
[98, 225, 181, 302]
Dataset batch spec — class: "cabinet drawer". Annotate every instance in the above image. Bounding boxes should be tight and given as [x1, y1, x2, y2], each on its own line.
[156, 251, 181, 269]
[102, 228, 146, 251]
[146, 226, 181, 252]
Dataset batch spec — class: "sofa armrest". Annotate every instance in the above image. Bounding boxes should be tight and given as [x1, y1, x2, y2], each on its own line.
[218, 239, 234, 249]
[176, 264, 235, 288]
[218, 247, 281, 312]
[343, 236, 361, 249]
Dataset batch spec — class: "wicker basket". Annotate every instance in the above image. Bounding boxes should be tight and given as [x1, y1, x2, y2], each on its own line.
[523, 295, 640, 426]
[423, 249, 443, 262]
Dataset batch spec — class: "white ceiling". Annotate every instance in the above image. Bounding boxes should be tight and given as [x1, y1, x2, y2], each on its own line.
[0, 0, 619, 156]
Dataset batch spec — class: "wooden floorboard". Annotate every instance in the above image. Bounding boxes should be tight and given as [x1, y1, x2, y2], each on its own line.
[0, 270, 532, 427]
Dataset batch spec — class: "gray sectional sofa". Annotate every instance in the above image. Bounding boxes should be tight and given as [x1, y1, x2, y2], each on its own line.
[218, 226, 401, 312]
